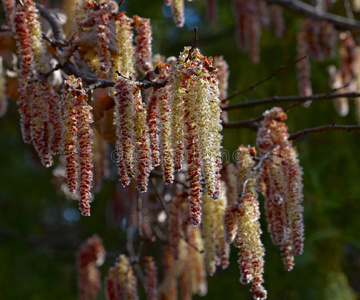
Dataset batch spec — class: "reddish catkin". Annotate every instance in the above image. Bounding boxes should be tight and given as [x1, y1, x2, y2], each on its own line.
[146, 92, 160, 167]
[47, 84, 62, 155]
[213, 56, 229, 123]
[0, 58, 7, 117]
[77, 235, 105, 300]
[202, 192, 217, 275]
[184, 79, 202, 225]
[76, 92, 94, 217]
[61, 76, 94, 216]
[12, 9, 33, 143]
[297, 20, 313, 98]
[110, 254, 139, 300]
[158, 245, 178, 300]
[206, 0, 218, 22]
[114, 78, 136, 186]
[232, 0, 261, 63]
[223, 204, 239, 244]
[30, 81, 52, 167]
[168, 195, 181, 260]
[169, 59, 186, 171]
[271, 5, 284, 38]
[95, 9, 112, 76]
[214, 182, 230, 269]
[171, 0, 185, 27]
[232, 0, 249, 52]
[105, 267, 117, 300]
[281, 229, 295, 271]
[132, 83, 152, 192]
[133, 15, 153, 73]
[256, 107, 305, 269]
[61, 79, 79, 193]
[156, 64, 174, 183]
[145, 257, 158, 300]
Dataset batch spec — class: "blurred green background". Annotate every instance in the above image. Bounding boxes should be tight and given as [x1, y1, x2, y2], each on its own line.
[1, 0, 360, 299]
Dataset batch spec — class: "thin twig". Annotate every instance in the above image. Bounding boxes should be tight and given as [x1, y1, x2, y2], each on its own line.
[223, 91, 360, 111]
[266, 0, 360, 32]
[344, 0, 355, 19]
[36, 3, 66, 43]
[150, 178, 203, 254]
[224, 56, 306, 102]
[185, 27, 199, 62]
[289, 124, 360, 140]
[240, 150, 272, 197]
[151, 170, 189, 188]
[150, 178, 170, 216]
[126, 225, 146, 288]
[222, 117, 261, 131]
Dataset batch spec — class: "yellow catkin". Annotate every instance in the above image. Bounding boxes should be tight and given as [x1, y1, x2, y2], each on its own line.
[236, 145, 256, 197]
[113, 12, 136, 79]
[214, 181, 230, 269]
[202, 192, 217, 275]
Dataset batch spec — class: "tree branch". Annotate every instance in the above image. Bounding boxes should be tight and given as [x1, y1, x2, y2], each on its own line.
[36, 3, 66, 43]
[222, 118, 260, 131]
[289, 124, 360, 140]
[266, 0, 360, 32]
[223, 92, 360, 111]
[224, 56, 306, 102]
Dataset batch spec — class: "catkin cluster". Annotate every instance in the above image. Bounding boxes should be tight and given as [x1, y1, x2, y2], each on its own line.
[61, 76, 94, 216]
[223, 146, 267, 300]
[12, 0, 62, 166]
[77, 235, 105, 300]
[297, 18, 336, 99]
[256, 107, 304, 271]
[106, 255, 138, 300]
[232, 0, 284, 64]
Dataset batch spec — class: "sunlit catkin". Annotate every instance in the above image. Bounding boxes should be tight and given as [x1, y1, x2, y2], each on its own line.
[133, 15, 153, 73]
[257, 107, 305, 269]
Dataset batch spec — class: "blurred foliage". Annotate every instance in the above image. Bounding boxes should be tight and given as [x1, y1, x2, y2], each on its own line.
[1, 0, 360, 299]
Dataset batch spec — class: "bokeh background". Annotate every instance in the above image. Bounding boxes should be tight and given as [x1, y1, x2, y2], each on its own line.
[1, 0, 360, 299]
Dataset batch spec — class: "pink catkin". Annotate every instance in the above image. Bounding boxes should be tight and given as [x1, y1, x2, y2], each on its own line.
[105, 267, 117, 300]
[271, 5, 284, 38]
[156, 64, 174, 184]
[47, 85, 62, 155]
[256, 107, 305, 269]
[77, 235, 105, 300]
[206, 0, 218, 22]
[145, 257, 158, 300]
[297, 20, 312, 97]
[29, 82, 52, 167]
[133, 15, 153, 73]
[223, 204, 239, 244]
[168, 196, 180, 259]
[132, 85, 152, 192]
[114, 79, 136, 186]
[184, 83, 202, 225]
[61, 77, 94, 216]
[61, 87, 78, 193]
[146, 93, 160, 167]
[76, 93, 93, 216]
[13, 10, 33, 143]
[232, 0, 249, 52]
